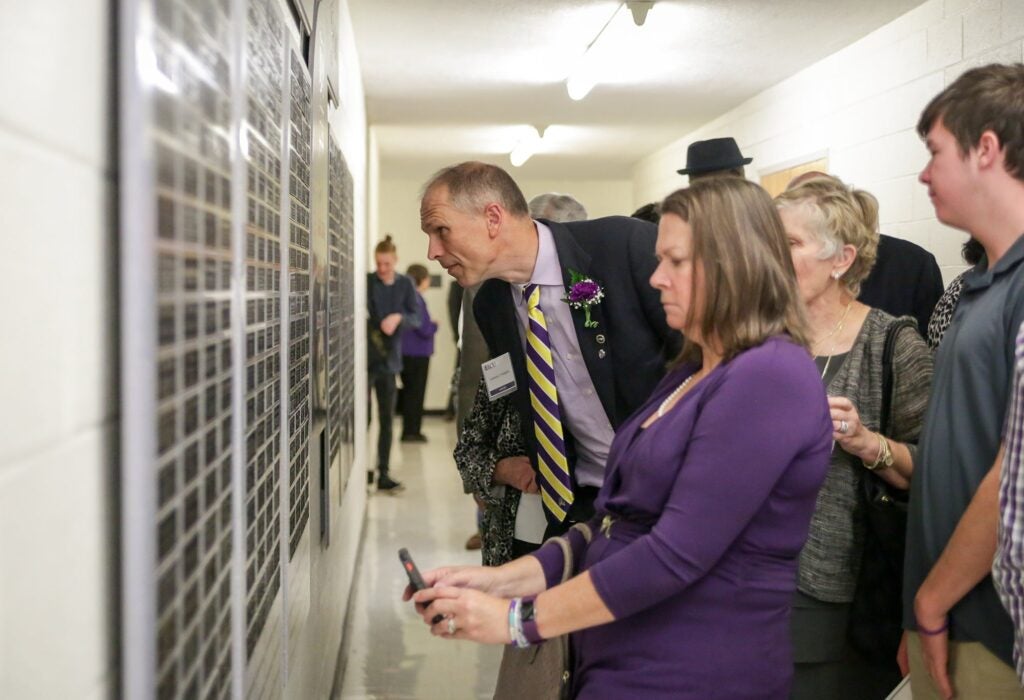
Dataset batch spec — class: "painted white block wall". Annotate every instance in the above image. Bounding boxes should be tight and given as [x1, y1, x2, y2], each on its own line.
[632, 0, 1024, 285]
[374, 175, 635, 411]
[0, 1, 117, 698]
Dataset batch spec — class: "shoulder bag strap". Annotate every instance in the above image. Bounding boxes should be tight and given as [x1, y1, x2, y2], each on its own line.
[553, 538, 574, 584]
[880, 322, 900, 434]
[571, 522, 594, 544]
[551, 523, 595, 584]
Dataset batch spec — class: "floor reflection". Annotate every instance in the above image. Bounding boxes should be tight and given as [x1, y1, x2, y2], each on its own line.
[337, 416, 502, 699]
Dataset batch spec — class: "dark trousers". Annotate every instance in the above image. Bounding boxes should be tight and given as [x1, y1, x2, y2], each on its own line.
[400, 355, 430, 437]
[368, 372, 396, 477]
[790, 592, 901, 700]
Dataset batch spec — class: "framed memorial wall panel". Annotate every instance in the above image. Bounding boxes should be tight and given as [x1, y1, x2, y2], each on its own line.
[120, 0, 357, 696]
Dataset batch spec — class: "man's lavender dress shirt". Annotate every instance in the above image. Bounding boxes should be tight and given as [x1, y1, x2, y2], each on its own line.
[509, 221, 615, 490]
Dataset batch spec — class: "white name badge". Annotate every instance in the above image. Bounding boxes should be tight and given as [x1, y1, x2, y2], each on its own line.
[482, 353, 517, 401]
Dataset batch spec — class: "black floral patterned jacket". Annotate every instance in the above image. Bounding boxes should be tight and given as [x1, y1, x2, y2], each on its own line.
[454, 379, 527, 566]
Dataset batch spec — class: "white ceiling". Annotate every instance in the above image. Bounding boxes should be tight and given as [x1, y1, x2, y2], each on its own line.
[349, 0, 927, 181]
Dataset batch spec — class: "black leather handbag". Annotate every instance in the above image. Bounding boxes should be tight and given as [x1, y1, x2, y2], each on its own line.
[847, 322, 908, 664]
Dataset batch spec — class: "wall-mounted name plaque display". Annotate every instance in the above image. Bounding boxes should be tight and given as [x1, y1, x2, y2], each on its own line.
[121, 0, 354, 696]
[125, 1, 237, 697]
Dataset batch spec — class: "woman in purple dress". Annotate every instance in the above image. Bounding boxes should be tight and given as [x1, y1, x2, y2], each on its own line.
[408, 178, 834, 698]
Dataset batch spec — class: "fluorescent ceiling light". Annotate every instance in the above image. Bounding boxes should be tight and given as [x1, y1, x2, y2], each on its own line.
[510, 126, 544, 167]
[566, 2, 650, 101]
[566, 60, 601, 101]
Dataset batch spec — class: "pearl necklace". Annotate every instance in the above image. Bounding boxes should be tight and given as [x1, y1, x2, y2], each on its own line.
[657, 373, 698, 417]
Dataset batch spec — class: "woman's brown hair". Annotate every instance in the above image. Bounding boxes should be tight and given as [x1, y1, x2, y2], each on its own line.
[406, 263, 429, 285]
[375, 235, 397, 255]
[660, 178, 810, 365]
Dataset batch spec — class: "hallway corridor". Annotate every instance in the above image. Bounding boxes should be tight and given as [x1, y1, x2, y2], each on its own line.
[338, 417, 503, 699]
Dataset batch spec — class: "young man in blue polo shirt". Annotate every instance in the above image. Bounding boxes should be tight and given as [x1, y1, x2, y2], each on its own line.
[902, 63, 1024, 699]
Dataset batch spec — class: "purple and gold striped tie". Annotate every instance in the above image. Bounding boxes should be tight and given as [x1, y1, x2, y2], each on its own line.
[524, 284, 574, 521]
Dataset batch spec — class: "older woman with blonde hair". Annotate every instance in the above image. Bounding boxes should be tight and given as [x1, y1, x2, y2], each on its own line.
[405, 178, 833, 699]
[776, 175, 934, 698]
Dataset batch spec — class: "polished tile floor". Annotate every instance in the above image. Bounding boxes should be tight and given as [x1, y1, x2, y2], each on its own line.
[337, 416, 503, 699]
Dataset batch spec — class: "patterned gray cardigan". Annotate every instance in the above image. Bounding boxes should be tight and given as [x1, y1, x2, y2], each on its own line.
[798, 308, 934, 602]
[454, 379, 526, 566]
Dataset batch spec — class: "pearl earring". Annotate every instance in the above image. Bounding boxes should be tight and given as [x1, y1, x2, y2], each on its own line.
[831, 271, 842, 280]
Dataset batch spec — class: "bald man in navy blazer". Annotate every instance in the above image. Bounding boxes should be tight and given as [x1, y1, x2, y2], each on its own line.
[420, 161, 681, 552]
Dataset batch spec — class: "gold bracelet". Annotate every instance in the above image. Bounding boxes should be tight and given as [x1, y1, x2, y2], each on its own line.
[863, 433, 889, 471]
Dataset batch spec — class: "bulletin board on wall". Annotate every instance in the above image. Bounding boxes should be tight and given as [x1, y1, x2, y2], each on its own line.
[759, 157, 829, 197]
[118, 0, 358, 697]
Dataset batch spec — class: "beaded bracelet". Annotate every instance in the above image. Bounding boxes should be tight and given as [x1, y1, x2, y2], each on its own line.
[507, 598, 517, 646]
[917, 617, 949, 636]
[507, 598, 530, 648]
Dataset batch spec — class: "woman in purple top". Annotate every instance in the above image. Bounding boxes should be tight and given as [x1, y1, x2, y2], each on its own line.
[408, 178, 833, 698]
[399, 264, 439, 442]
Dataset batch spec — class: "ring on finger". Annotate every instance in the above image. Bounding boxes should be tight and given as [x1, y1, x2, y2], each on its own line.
[447, 617, 457, 635]
[839, 419, 849, 434]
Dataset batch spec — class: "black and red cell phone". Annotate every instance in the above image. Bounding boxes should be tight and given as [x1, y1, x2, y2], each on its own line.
[399, 548, 443, 623]
[398, 548, 428, 591]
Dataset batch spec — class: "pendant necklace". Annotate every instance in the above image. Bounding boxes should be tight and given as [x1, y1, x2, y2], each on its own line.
[815, 300, 854, 381]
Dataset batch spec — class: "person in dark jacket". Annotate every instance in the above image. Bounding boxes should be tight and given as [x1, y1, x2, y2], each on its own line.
[367, 235, 420, 492]
[420, 161, 680, 554]
[858, 234, 943, 337]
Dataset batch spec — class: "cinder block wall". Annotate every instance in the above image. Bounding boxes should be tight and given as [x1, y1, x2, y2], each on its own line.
[633, 0, 1024, 284]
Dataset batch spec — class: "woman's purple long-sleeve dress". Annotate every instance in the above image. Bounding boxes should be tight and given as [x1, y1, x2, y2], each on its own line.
[532, 336, 833, 699]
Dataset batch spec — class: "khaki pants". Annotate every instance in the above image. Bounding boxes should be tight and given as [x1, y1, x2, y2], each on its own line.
[907, 632, 1024, 699]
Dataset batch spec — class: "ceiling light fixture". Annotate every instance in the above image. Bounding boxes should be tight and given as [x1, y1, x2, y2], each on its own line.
[510, 126, 545, 167]
[566, 2, 654, 101]
[627, 1, 655, 26]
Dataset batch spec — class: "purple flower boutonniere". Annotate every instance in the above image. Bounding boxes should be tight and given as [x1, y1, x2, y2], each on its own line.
[563, 269, 605, 329]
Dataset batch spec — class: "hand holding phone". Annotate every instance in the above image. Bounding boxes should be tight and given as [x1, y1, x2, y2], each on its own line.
[399, 548, 443, 624]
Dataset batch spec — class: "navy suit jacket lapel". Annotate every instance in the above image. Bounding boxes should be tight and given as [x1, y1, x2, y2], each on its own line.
[546, 220, 617, 426]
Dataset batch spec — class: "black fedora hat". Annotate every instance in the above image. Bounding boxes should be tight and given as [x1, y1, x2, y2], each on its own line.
[676, 137, 753, 176]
